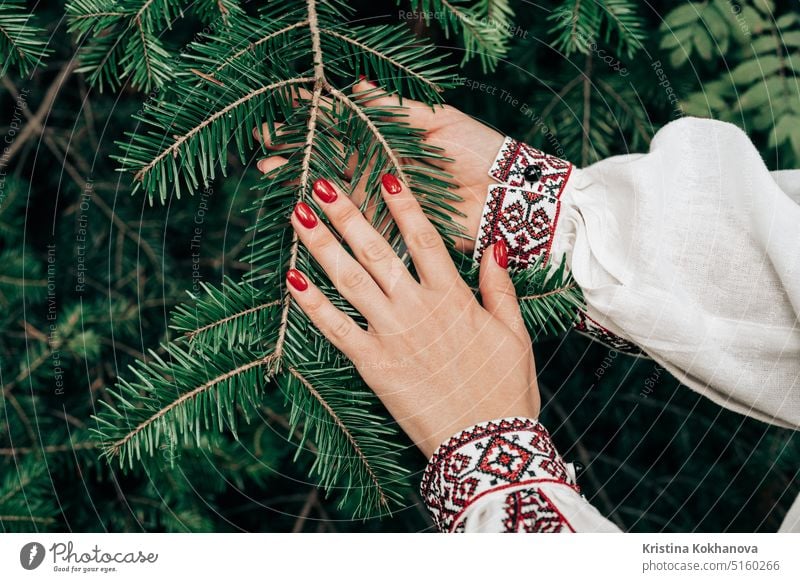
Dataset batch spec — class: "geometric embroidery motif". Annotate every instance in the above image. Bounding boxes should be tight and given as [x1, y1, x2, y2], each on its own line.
[476, 185, 561, 268]
[473, 135, 646, 357]
[489, 136, 574, 191]
[503, 489, 574, 533]
[474, 136, 573, 270]
[477, 435, 533, 481]
[419, 418, 580, 532]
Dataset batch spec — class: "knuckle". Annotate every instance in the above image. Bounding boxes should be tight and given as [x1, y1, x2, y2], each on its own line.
[328, 316, 353, 340]
[309, 226, 330, 243]
[313, 233, 338, 254]
[362, 239, 392, 263]
[304, 298, 325, 317]
[452, 289, 477, 311]
[412, 228, 441, 250]
[492, 283, 515, 297]
[336, 203, 362, 226]
[342, 268, 369, 291]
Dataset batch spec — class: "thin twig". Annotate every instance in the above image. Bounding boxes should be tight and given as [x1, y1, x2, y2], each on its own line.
[287, 367, 388, 508]
[214, 20, 310, 72]
[132, 77, 314, 182]
[321, 28, 442, 93]
[0, 60, 76, 165]
[0, 515, 56, 524]
[0, 442, 96, 456]
[107, 356, 269, 456]
[184, 299, 281, 340]
[540, 382, 626, 529]
[291, 488, 318, 532]
[596, 79, 651, 145]
[581, 52, 593, 166]
[519, 282, 577, 301]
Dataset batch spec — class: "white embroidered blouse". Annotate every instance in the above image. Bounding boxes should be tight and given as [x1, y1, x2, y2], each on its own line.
[420, 117, 800, 533]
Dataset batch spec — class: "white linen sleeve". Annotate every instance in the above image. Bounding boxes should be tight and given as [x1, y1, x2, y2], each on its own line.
[472, 117, 800, 430]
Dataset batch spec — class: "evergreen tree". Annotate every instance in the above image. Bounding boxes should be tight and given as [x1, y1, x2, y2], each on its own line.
[0, 0, 797, 532]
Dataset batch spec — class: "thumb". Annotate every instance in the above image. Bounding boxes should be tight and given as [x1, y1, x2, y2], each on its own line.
[479, 240, 529, 344]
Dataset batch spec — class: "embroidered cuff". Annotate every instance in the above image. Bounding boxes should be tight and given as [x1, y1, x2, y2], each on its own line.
[474, 137, 642, 356]
[419, 417, 579, 532]
[474, 137, 574, 269]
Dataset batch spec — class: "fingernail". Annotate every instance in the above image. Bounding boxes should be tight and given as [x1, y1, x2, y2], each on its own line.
[294, 202, 318, 228]
[313, 178, 338, 203]
[493, 239, 508, 269]
[381, 174, 403, 195]
[257, 158, 270, 173]
[358, 74, 377, 88]
[286, 269, 308, 291]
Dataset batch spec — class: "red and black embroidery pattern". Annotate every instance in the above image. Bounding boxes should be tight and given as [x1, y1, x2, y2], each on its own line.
[475, 135, 643, 356]
[420, 418, 578, 532]
[474, 137, 573, 269]
[476, 185, 562, 268]
[503, 489, 575, 533]
[489, 137, 574, 191]
[575, 310, 643, 356]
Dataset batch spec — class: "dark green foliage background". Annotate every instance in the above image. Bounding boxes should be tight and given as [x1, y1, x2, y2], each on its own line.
[1, 0, 797, 532]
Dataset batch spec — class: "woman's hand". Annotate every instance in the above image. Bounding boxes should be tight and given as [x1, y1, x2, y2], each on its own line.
[256, 79, 505, 254]
[286, 174, 539, 458]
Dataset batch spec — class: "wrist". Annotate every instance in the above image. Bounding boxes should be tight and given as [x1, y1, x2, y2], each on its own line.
[412, 392, 540, 458]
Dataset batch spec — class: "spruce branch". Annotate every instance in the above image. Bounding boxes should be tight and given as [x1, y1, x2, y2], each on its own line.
[287, 367, 389, 510]
[172, 279, 279, 342]
[406, 0, 513, 71]
[212, 20, 310, 74]
[514, 256, 584, 339]
[126, 76, 314, 199]
[0, 0, 51, 77]
[320, 26, 447, 101]
[271, 0, 327, 367]
[66, 0, 246, 91]
[94, 345, 272, 467]
[98, 0, 512, 518]
[0, 458, 59, 532]
[547, 0, 644, 58]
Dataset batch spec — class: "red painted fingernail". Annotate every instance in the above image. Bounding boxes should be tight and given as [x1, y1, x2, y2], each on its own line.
[493, 239, 508, 269]
[286, 269, 308, 291]
[313, 178, 338, 203]
[358, 74, 377, 88]
[294, 202, 317, 228]
[381, 174, 403, 195]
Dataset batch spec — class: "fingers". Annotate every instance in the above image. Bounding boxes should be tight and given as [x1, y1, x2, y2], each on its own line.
[478, 240, 530, 345]
[254, 121, 299, 152]
[285, 268, 375, 359]
[254, 85, 337, 152]
[290, 200, 395, 326]
[352, 79, 451, 131]
[256, 155, 294, 178]
[379, 174, 460, 289]
[310, 178, 416, 296]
